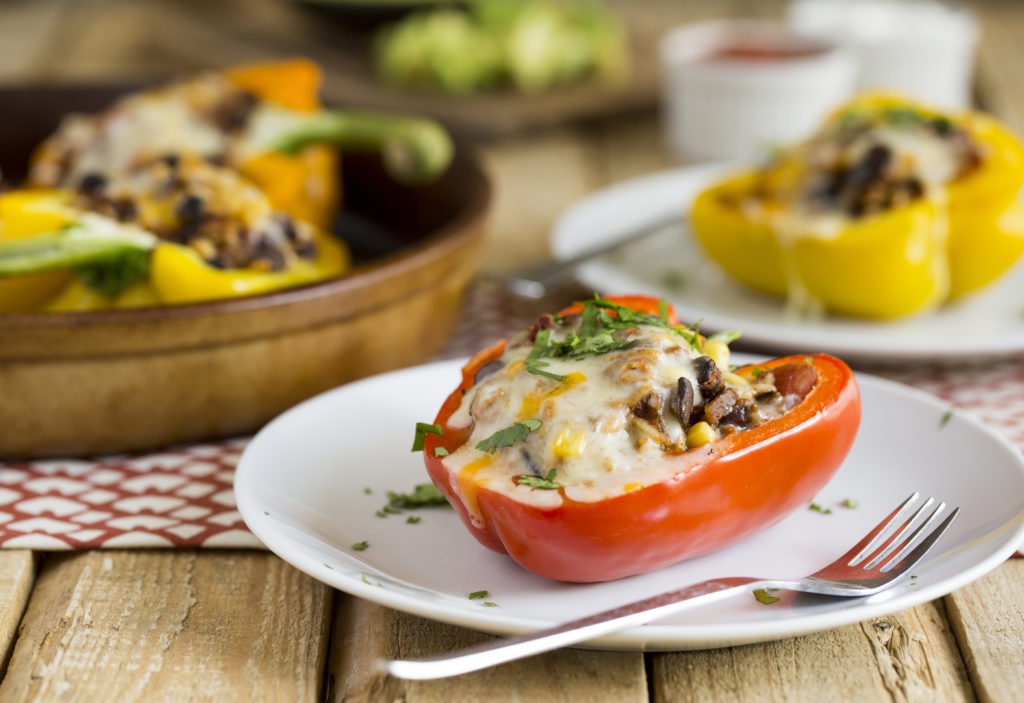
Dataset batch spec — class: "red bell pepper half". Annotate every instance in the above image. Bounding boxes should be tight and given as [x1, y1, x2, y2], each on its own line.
[423, 295, 861, 582]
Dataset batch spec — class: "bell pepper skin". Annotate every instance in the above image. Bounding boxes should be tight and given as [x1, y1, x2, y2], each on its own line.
[423, 296, 861, 582]
[692, 95, 1024, 318]
[0, 190, 75, 312]
[224, 58, 322, 113]
[946, 112, 1024, 298]
[787, 198, 947, 319]
[149, 229, 348, 305]
[225, 59, 341, 232]
[690, 172, 788, 299]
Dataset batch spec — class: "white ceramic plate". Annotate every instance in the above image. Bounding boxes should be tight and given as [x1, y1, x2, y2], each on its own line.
[550, 163, 1024, 361]
[236, 357, 1024, 651]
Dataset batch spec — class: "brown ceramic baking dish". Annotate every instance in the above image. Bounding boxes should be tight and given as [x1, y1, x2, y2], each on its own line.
[0, 86, 489, 458]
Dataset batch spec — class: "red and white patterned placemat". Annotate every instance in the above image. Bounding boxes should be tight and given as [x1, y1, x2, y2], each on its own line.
[3, 281, 1024, 550]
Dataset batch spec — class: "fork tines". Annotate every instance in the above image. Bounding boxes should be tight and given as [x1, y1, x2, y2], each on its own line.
[847, 493, 960, 573]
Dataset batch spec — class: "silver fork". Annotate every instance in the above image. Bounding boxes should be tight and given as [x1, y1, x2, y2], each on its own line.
[385, 493, 958, 680]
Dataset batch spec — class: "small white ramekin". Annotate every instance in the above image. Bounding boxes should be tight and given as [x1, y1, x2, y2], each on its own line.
[787, 0, 979, 110]
[659, 20, 858, 162]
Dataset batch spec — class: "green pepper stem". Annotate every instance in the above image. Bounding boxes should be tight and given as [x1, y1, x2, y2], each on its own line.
[0, 222, 155, 278]
[272, 110, 454, 185]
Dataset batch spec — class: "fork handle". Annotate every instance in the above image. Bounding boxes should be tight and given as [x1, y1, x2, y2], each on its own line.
[384, 576, 763, 680]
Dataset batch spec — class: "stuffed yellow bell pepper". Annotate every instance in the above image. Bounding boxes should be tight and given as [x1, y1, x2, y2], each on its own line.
[691, 94, 1024, 319]
[0, 157, 348, 311]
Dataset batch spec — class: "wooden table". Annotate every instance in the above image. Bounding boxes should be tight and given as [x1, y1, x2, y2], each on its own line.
[3, 1, 1024, 700]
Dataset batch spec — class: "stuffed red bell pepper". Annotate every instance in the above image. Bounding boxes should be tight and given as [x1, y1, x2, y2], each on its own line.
[420, 295, 861, 583]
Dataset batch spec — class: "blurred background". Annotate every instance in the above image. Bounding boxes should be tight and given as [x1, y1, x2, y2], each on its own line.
[0, 0, 1020, 273]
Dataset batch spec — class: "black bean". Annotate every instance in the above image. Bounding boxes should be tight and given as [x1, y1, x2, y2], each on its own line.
[694, 356, 723, 397]
[673, 377, 694, 427]
[473, 360, 504, 385]
[720, 403, 752, 428]
[78, 172, 107, 196]
[176, 195, 205, 224]
[110, 198, 137, 222]
[252, 237, 287, 271]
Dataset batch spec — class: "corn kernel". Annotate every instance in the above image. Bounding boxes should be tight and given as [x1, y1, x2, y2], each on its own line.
[623, 482, 642, 493]
[723, 371, 749, 386]
[552, 425, 587, 458]
[686, 421, 716, 448]
[703, 340, 730, 369]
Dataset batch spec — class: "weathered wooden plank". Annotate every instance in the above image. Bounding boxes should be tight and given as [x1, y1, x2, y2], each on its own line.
[325, 595, 648, 703]
[0, 551, 332, 702]
[944, 559, 1024, 703]
[0, 551, 37, 676]
[651, 602, 973, 703]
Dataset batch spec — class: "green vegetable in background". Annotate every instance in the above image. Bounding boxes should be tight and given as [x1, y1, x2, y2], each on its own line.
[374, 0, 628, 95]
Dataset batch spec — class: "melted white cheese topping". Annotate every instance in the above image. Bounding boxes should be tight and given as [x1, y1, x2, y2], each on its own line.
[442, 323, 717, 514]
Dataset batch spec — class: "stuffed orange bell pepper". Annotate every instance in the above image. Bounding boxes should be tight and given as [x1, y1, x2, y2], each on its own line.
[417, 295, 860, 582]
[691, 94, 1024, 319]
[0, 157, 348, 311]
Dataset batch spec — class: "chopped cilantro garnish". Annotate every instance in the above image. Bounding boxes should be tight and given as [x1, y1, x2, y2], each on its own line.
[361, 574, 372, 585]
[705, 330, 741, 346]
[363, 487, 372, 495]
[526, 329, 569, 381]
[750, 367, 767, 378]
[406, 515, 421, 524]
[383, 483, 448, 512]
[657, 298, 670, 322]
[753, 589, 780, 605]
[939, 408, 954, 428]
[469, 590, 488, 600]
[476, 419, 542, 453]
[577, 295, 703, 352]
[884, 107, 926, 128]
[523, 296, 707, 383]
[841, 498, 858, 509]
[263, 511, 269, 516]
[838, 111, 863, 128]
[484, 601, 499, 607]
[411, 422, 443, 451]
[434, 446, 449, 457]
[324, 562, 333, 569]
[375, 510, 387, 518]
[809, 503, 833, 515]
[351, 541, 369, 551]
[516, 468, 560, 490]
